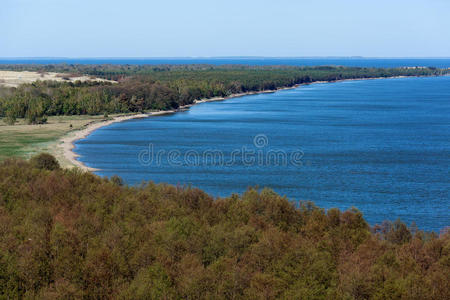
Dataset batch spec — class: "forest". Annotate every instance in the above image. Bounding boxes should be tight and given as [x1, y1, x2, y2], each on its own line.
[0, 154, 448, 299]
[1, 65, 448, 124]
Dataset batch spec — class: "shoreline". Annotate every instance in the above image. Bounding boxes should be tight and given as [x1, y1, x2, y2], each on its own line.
[58, 112, 176, 171]
[58, 74, 439, 171]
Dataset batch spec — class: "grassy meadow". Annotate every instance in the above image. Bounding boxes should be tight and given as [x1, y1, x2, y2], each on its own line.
[0, 115, 118, 166]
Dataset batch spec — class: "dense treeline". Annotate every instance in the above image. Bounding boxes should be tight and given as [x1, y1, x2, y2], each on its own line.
[1, 64, 447, 81]
[0, 155, 448, 299]
[1, 65, 448, 124]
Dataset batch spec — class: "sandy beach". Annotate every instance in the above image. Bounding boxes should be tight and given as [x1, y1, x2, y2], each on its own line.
[58, 111, 177, 171]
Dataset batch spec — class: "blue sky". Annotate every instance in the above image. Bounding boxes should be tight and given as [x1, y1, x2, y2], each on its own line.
[1, 0, 449, 57]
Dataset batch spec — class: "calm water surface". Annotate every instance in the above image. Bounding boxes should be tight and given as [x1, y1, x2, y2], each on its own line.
[75, 76, 450, 231]
[2, 57, 450, 68]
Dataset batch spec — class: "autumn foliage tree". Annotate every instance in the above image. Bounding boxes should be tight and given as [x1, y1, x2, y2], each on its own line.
[0, 156, 448, 299]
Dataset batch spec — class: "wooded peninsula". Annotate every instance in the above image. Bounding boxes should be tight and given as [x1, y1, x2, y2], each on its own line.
[1, 65, 448, 124]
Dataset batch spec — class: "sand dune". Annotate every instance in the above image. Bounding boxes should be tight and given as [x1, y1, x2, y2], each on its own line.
[0, 70, 115, 87]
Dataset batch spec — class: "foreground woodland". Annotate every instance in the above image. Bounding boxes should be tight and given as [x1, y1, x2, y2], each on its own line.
[0, 155, 448, 299]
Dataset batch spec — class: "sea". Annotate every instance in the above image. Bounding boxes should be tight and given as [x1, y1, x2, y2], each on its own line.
[7, 58, 447, 231]
[1, 57, 450, 68]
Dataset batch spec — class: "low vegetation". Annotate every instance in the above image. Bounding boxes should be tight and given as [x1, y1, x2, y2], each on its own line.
[0, 155, 448, 299]
[0, 114, 114, 162]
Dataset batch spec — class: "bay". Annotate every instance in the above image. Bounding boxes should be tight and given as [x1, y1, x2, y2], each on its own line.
[75, 76, 450, 231]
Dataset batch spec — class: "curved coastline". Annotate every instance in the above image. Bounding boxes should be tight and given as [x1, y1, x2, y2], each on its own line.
[59, 86, 310, 171]
[60, 75, 436, 171]
[58, 112, 174, 171]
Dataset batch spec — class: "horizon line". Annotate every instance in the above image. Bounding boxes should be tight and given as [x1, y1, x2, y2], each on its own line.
[1, 56, 450, 60]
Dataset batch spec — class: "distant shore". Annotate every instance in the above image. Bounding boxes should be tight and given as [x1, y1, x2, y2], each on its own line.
[59, 75, 439, 171]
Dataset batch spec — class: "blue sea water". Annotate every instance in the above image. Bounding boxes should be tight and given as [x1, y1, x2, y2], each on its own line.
[2, 57, 450, 68]
[75, 76, 450, 232]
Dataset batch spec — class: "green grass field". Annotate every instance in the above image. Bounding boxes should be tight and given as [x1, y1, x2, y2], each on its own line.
[0, 115, 118, 162]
